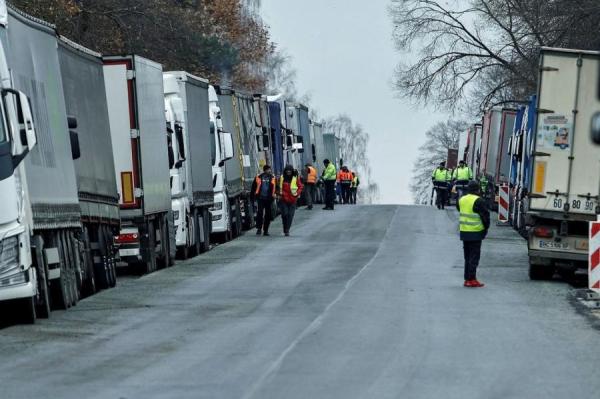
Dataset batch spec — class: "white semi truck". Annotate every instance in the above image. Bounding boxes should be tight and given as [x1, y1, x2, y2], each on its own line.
[0, 3, 97, 322]
[103, 55, 175, 273]
[525, 48, 600, 279]
[163, 71, 213, 258]
[208, 85, 235, 241]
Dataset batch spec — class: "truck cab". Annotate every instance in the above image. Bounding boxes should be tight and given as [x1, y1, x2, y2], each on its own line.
[0, 6, 39, 317]
[208, 85, 234, 236]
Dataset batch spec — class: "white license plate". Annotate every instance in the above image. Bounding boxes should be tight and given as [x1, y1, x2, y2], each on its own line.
[538, 240, 569, 250]
[119, 248, 139, 257]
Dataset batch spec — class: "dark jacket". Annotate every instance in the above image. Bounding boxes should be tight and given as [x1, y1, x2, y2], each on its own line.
[251, 172, 276, 201]
[457, 196, 490, 241]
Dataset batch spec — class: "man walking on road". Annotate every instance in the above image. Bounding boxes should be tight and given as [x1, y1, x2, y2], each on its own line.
[322, 159, 337, 210]
[304, 163, 317, 210]
[457, 181, 490, 288]
[452, 160, 473, 198]
[431, 161, 449, 210]
[251, 165, 276, 236]
[278, 165, 304, 236]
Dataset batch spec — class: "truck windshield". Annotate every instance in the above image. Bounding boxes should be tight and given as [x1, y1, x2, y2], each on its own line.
[209, 121, 217, 166]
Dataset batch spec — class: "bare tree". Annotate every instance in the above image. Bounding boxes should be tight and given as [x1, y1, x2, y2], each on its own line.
[389, 0, 600, 113]
[324, 115, 380, 204]
[411, 119, 466, 204]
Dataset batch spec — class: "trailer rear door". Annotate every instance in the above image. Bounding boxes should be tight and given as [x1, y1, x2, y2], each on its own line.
[530, 49, 600, 215]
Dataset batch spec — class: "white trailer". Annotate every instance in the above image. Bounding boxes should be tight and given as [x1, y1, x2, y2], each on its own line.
[163, 71, 212, 258]
[526, 47, 600, 279]
[104, 55, 175, 274]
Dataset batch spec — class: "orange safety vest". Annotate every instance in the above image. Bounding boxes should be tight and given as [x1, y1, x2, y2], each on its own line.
[254, 175, 276, 197]
[307, 166, 317, 184]
[340, 171, 352, 183]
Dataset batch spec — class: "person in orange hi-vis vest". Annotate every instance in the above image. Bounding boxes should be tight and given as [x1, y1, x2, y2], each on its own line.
[304, 163, 318, 210]
[339, 166, 353, 204]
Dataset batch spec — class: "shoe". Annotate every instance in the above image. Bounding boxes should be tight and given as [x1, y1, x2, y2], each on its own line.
[284, 231, 290, 237]
[463, 280, 474, 287]
[307, 206, 313, 210]
[471, 280, 485, 288]
[256, 229, 262, 235]
[263, 232, 270, 236]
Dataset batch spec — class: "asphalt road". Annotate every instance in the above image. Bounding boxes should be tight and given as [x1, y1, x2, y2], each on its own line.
[2, 205, 600, 399]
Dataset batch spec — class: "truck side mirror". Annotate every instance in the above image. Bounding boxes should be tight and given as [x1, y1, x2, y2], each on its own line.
[1, 88, 37, 167]
[67, 115, 81, 160]
[592, 112, 600, 144]
[221, 131, 234, 161]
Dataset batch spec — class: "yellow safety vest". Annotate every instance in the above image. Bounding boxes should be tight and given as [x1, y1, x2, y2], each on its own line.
[433, 168, 448, 182]
[279, 176, 299, 196]
[459, 194, 485, 233]
[351, 176, 358, 188]
[453, 166, 473, 181]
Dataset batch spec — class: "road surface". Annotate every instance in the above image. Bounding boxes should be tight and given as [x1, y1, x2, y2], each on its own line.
[2, 205, 600, 398]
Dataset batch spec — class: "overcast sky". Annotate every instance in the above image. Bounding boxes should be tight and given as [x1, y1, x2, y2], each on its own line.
[261, 0, 447, 204]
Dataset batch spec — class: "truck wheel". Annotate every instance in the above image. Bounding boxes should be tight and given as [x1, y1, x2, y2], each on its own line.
[233, 199, 242, 237]
[201, 208, 211, 253]
[50, 233, 72, 310]
[529, 263, 555, 280]
[17, 297, 36, 324]
[32, 236, 51, 318]
[141, 221, 158, 274]
[158, 215, 171, 268]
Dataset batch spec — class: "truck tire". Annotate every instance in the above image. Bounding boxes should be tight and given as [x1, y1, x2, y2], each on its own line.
[141, 221, 158, 274]
[104, 226, 117, 288]
[158, 215, 172, 268]
[233, 199, 242, 238]
[50, 232, 72, 310]
[32, 236, 51, 318]
[17, 297, 36, 324]
[529, 263, 555, 280]
[201, 208, 211, 253]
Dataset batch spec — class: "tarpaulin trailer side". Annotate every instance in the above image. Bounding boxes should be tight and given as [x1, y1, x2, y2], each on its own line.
[167, 71, 213, 207]
[216, 87, 243, 198]
[268, 101, 284, 176]
[58, 37, 119, 224]
[4, 6, 80, 229]
[103, 55, 171, 217]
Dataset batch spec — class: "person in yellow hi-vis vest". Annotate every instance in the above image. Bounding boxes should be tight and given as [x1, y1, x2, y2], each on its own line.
[457, 181, 490, 288]
[277, 165, 304, 236]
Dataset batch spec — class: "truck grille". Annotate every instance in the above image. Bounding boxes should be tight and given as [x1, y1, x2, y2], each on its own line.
[0, 235, 20, 278]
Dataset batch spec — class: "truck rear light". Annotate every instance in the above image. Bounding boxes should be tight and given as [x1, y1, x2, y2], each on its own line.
[114, 233, 139, 244]
[533, 227, 554, 238]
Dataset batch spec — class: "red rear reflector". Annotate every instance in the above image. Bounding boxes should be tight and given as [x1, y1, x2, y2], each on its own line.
[533, 227, 553, 238]
[115, 233, 139, 244]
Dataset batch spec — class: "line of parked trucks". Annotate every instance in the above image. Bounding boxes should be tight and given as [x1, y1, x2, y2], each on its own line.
[458, 46, 600, 280]
[0, 2, 342, 323]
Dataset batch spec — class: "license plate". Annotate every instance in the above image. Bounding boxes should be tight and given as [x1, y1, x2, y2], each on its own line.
[539, 240, 569, 250]
[119, 248, 139, 257]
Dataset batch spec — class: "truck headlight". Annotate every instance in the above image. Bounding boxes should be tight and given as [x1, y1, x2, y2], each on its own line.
[212, 214, 222, 221]
[173, 210, 180, 220]
[0, 271, 27, 287]
[0, 236, 20, 278]
[211, 202, 223, 211]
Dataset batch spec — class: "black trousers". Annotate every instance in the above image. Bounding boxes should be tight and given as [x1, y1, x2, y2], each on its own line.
[463, 240, 482, 281]
[350, 187, 357, 204]
[304, 183, 315, 207]
[256, 198, 273, 232]
[434, 183, 448, 209]
[279, 202, 296, 233]
[341, 183, 351, 204]
[324, 180, 335, 209]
